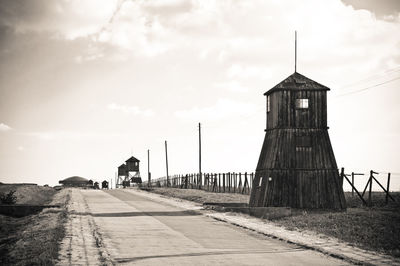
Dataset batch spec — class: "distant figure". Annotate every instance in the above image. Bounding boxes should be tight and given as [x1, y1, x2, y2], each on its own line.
[94, 182, 100, 189]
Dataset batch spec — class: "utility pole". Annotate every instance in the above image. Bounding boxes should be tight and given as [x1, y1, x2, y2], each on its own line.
[165, 140, 169, 187]
[198, 122, 202, 187]
[295, 31, 297, 72]
[147, 149, 151, 187]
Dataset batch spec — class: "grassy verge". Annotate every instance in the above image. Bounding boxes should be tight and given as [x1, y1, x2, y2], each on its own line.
[143, 187, 250, 204]
[0, 186, 70, 265]
[274, 193, 400, 258]
[143, 187, 400, 258]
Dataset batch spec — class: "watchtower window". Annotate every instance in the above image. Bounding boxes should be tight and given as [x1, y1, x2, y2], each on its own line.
[267, 96, 270, 113]
[296, 98, 309, 109]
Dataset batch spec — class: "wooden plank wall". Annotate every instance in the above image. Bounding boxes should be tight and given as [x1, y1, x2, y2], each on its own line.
[249, 169, 346, 209]
[254, 89, 346, 209]
[267, 90, 327, 129]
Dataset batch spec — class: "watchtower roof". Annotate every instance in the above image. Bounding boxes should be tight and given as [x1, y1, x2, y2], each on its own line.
[264, 72, 330, 96]
[125, 156, 140, 163]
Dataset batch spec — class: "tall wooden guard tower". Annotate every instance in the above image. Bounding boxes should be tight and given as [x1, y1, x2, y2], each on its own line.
[117, 156, 142, 187]
[125, 156, 142, 184]
[249, 71, 346, 209]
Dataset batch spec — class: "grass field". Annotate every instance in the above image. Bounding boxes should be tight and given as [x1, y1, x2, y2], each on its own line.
[145, 187, 400, 258]
[0, 185, 69, 265]
[0, 184, 56, 205]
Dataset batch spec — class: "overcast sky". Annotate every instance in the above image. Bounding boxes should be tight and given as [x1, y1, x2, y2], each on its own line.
[0, 0, 399, 190]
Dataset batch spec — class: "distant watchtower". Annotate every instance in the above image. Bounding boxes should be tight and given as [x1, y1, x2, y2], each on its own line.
[116, 156, 142, 188]
[126, 156, 140, 172]
[125, 156, 142, 185]
[249, 72, 346, 209]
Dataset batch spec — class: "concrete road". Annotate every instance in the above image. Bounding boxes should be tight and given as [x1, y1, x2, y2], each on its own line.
[78, 189, 348, 265]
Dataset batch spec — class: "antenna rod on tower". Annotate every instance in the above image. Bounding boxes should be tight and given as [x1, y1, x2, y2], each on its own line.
[295, 31, 297, 72]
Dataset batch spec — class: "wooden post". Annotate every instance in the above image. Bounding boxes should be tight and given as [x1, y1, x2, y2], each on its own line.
[148, 149, 151, 187]
[165, 141, 169, 187]
[386, 173, 391, 204]
[233, 173, 235, 192]
[229, 172, 231, 192]
[239, 173, 242, 191]
[250, 173, 254, 190]
[370, 173, 395, 202]
[351, 172, 354, 197]
[368, 170, 373, 206]
[218, 173, 221, 192]
[341, 168, 367, 206]
[223, 173, 226, 192]
[198, 123, 202, 188]
[243, 172, 248, 194]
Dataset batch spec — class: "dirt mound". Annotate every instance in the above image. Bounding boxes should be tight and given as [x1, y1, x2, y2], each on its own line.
[0, 184, 56, 205]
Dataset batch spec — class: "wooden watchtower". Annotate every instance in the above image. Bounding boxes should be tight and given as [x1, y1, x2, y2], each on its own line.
[249, 71, 346, 209]
[125, 156, 142, 185]
[116, 156, 142, 187]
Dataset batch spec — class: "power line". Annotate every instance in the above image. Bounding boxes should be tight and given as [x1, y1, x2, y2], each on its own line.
[336, 76, 400, 97]
[336, 66, 400, 91]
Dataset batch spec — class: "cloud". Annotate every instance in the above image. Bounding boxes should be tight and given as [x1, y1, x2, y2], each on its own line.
[22, 131, 124, 141]
[213, 80, 249, 93]
[174, 98, 259, 122]
[226, 64, 272, 80]
[0, 123, 12, 131]
[0, 0, 118, 38]
[341, 0, 400, 20]
[107, 103, 155, 117]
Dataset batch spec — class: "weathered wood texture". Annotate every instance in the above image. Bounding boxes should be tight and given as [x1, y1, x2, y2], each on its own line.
[266, 90, 327, 129]
[251, 72, 346, 209]
[125, 156, 140, 172]
[118, 164, 127, 176]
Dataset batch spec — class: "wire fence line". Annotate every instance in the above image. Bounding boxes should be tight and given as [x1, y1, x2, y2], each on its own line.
[141, 172, 255, 195]
[141, 168, 398, 199]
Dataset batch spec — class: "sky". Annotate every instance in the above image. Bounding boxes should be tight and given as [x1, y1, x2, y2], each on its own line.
[0, 0, 399, 191]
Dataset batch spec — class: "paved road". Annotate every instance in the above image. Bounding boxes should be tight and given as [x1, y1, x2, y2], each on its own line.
[65, 189, 349, 265]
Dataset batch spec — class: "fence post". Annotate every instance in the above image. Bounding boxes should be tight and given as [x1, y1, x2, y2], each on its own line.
[223, 173, 226, 192]
[368, 170, 373, 206]
[250, 173, 254, 192]
[218, 173, 221, 192]
[233, 172, 236, 193]
[239, 173, 242, 191]
[351, 172, 354, 197]
[229, 172, 231, 192]
[243, 172, 248, 194]
[386, 173, 391, 204]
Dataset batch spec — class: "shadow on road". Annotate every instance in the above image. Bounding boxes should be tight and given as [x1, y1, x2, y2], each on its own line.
[114, 249, 305, 263]
[70, 210, 201, 217]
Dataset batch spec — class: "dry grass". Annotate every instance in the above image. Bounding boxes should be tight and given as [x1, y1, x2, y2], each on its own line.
[144, 187, 250, 204]
[144, 187, 400, 258]
[275, 192, 400, 258]
[0, 186, 69, 265]
[0, 184, 56, 205]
